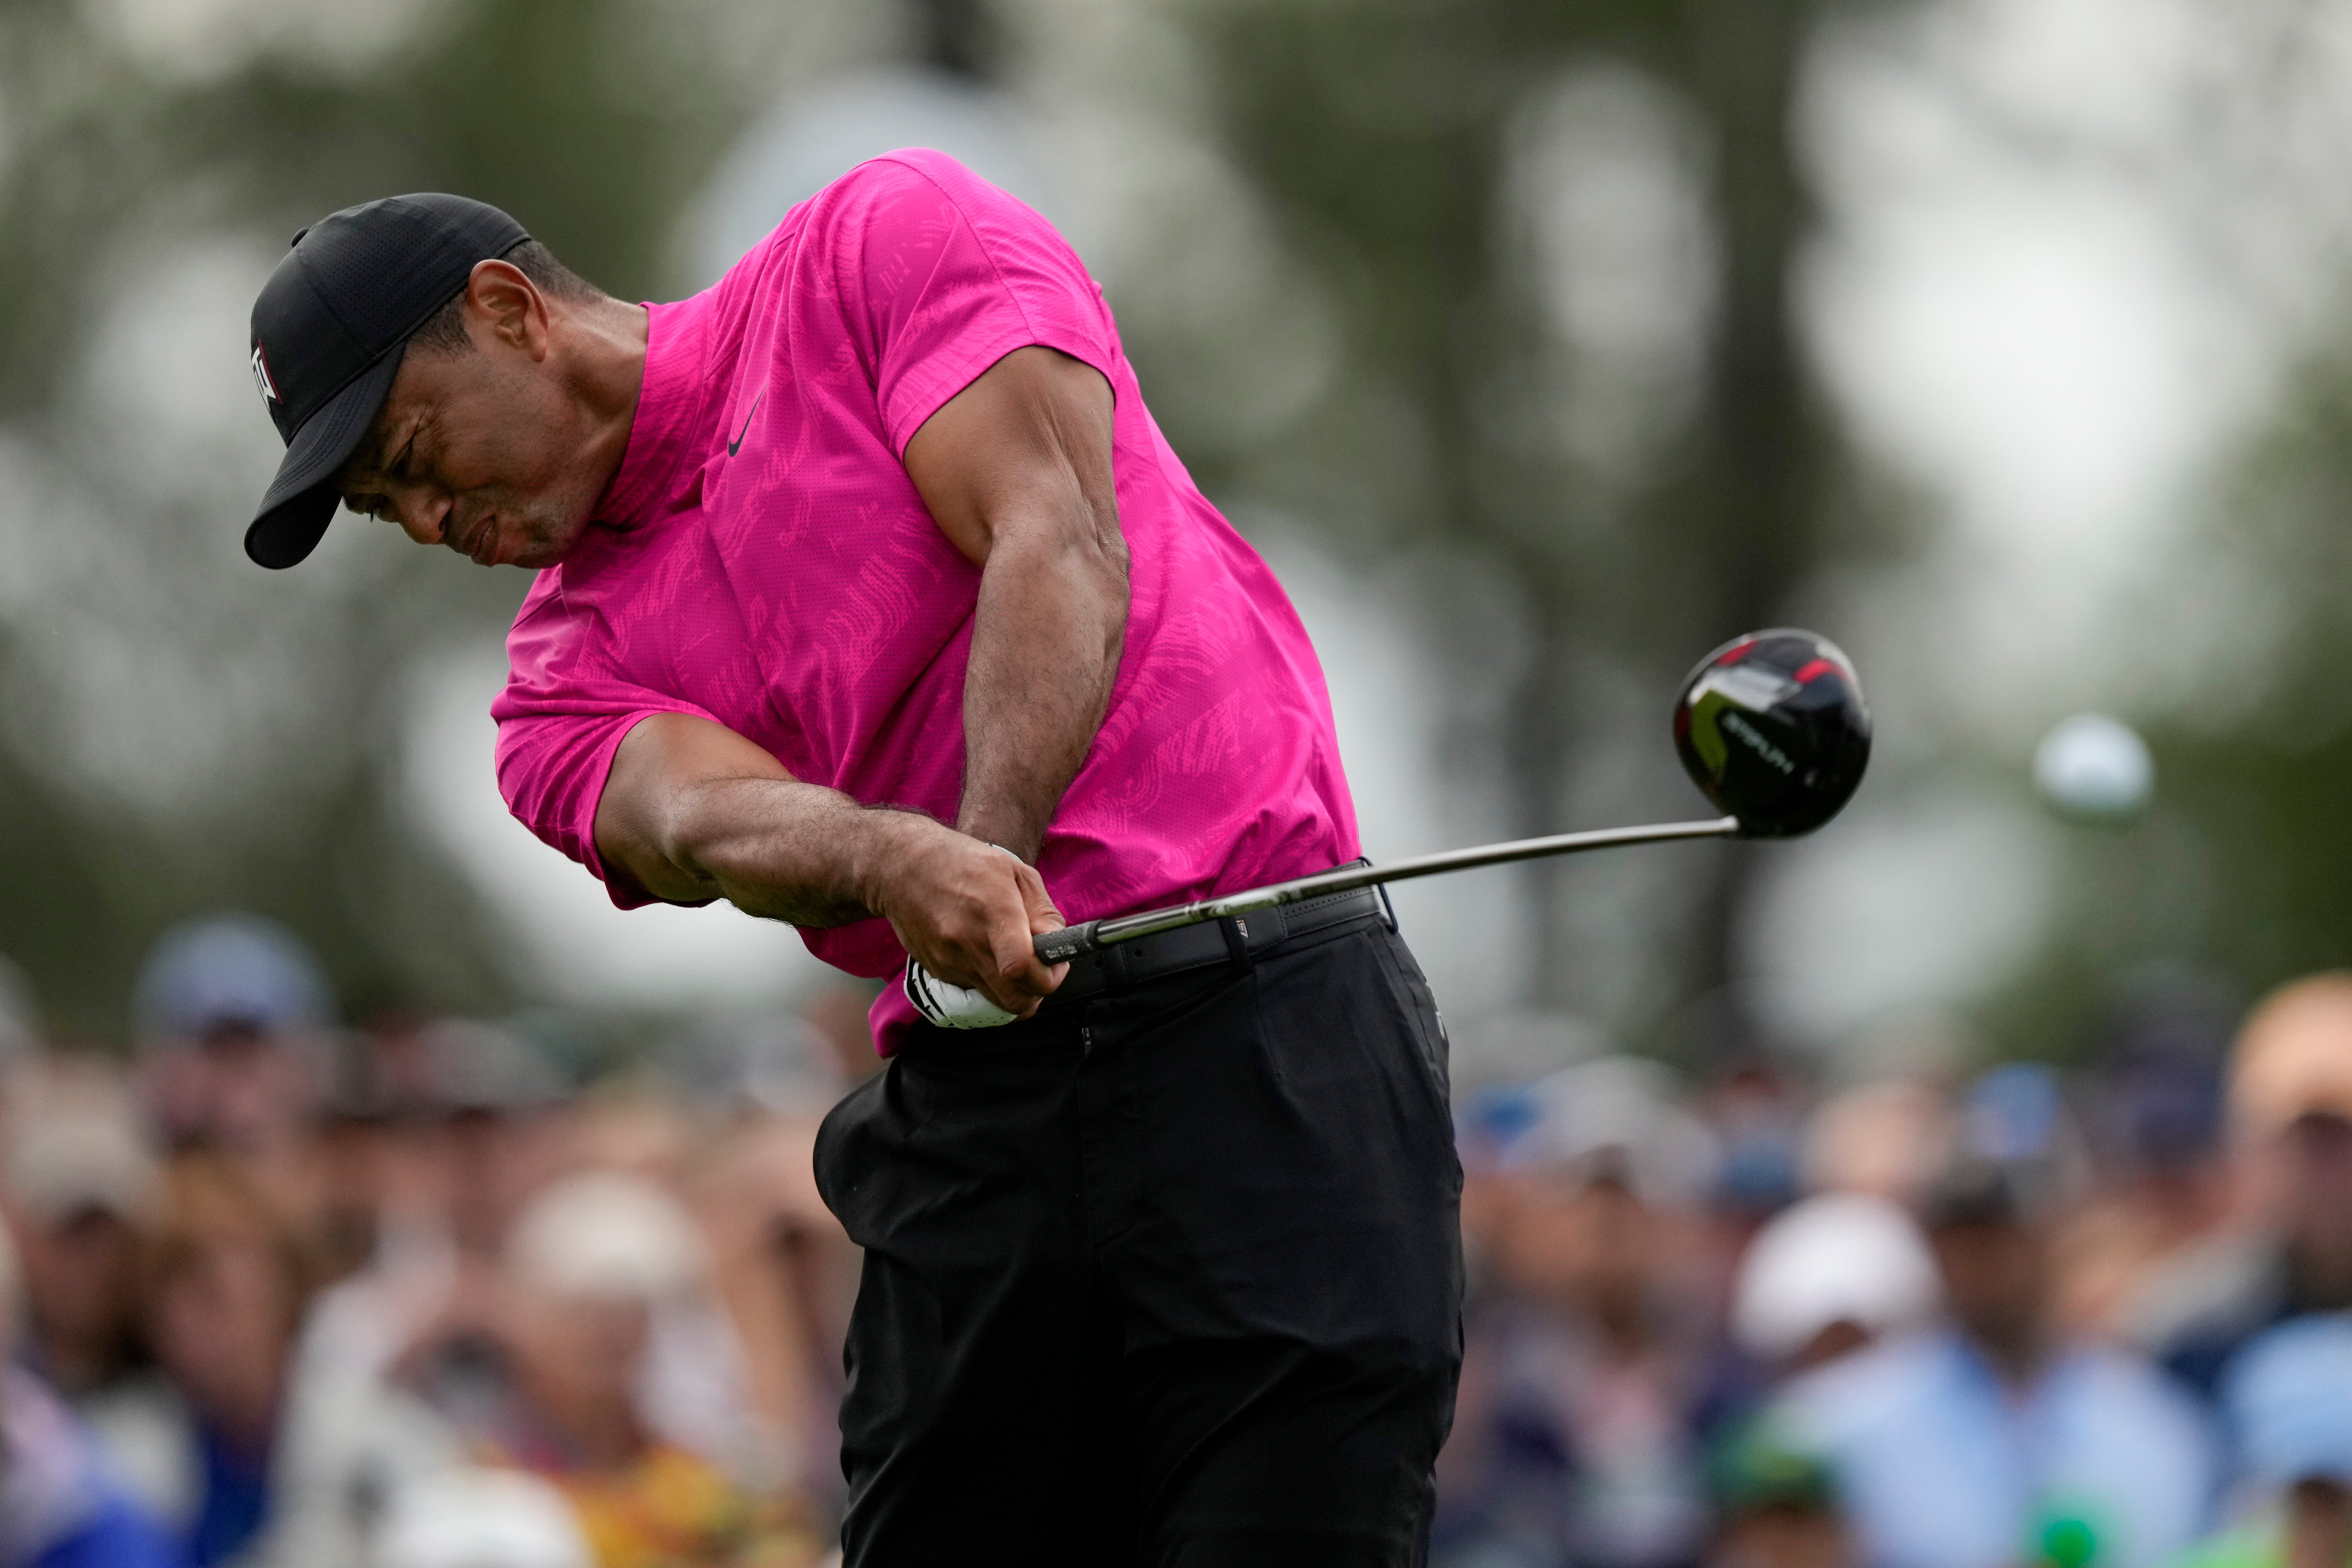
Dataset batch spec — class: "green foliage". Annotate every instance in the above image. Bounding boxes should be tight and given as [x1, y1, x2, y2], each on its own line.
[0, 0, 781, 1039]
[0, 0, 1884, 1047]
[1181, 0, 1865, 1032]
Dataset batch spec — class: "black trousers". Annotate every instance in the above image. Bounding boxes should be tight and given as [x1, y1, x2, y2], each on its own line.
[814, 917, 1464, 1567]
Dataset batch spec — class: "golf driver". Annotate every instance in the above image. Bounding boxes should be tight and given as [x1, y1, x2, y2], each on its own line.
[907, 628, 1871, 1027]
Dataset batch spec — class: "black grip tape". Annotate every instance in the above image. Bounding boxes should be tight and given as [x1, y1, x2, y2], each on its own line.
[1034, 922, 1098, 965]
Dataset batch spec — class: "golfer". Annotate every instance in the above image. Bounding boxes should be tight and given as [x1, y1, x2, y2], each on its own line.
[242, 152, 1461, 1564]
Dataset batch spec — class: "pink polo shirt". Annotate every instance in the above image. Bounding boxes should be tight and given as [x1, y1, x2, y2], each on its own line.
[491, 149, 1358, 1052]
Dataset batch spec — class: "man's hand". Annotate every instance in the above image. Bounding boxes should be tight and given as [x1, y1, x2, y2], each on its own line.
[871, 835, 1068, 1015]
[594, 713, 1069, 1016]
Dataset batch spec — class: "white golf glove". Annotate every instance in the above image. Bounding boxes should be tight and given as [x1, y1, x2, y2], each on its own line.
[903, 959, 1021, 1031]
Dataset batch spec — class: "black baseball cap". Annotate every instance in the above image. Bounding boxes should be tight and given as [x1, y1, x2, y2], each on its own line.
[244, 193, 530, 569]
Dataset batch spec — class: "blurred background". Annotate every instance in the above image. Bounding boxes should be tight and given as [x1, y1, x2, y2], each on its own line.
[10, 0, 2352, 1564]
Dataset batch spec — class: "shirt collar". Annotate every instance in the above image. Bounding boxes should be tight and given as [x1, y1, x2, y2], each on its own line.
[592, 295, 710, 530]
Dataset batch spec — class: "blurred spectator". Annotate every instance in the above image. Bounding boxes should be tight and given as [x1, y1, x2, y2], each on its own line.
[2177, 1315, 2352, 1568]
[1777, 1154, 2215, 1568]
[139, 1153, 319, 1567]
[422, 1020, 573, 1262]
[1700, 1055, 1808, 1229]
[370, 1469, 591, 1568]
[3, 1091, 188, 1524]
[1703, 1416, 1852, 1568]
[1801, 1078, 1952, 1202]
[365, 1018, 577, 1450]
[2138, 974, 2352, 1397]
[1437, 1057, 1722, 1568]
[266, 1017, 574, 1567]
[0, 1216, 177, 1568]
[134, 917, 327, 1166]
[306, 1030, 406, 1288]
[2054, 1023, 2231, 1341]
[667, 991, 873, 1503]
[1730, 1193, 1938, 1375]
[480, 1172, 823, 1568]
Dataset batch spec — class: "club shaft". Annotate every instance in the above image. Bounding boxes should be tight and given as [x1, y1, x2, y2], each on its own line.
[1033, 816, 1739, 963]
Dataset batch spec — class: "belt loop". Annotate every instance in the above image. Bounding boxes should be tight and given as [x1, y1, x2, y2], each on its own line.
[1220, 916, 1254, 974]
[1375, 883, 1400, 933]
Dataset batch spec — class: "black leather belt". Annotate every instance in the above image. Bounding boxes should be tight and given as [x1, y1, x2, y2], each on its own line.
[1044, 865, 1391, 1008]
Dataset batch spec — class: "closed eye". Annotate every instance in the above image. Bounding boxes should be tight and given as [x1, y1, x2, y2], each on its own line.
[388, 427, 421, 484]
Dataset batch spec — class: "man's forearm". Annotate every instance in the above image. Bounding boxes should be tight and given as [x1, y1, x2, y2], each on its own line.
[628, 769, 927, 929]
[599, 709, 1068, 1010]
[955, 521, 1127, 861]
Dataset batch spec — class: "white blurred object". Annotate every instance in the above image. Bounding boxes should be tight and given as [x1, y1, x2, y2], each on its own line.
[372, 1468, 591, 1568]
[1732, 1191, 1940, 1362]
[5, 1107, 160, 1227]
[2034, 713, 2154, 821]
[506, 1171, 705, 1303]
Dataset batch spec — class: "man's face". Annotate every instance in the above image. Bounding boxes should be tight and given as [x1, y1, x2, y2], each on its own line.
[2275, 1112, 2352, 1302]
[1929, 1216, 2046, 1352]
[2281, 1112, 2352, 1225]
[336, 276, 605, 570]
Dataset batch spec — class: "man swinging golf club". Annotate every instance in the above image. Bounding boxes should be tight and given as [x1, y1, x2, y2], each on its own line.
[242, 155, 1462, 1564]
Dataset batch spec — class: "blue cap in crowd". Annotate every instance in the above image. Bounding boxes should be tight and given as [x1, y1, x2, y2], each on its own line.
[2223, 1315, 2352, 1489]
[134, 913, 331, 1043]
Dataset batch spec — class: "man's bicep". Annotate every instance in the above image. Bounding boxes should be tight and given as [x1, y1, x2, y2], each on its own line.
[595, 712, 793, 903]
[902, 345, 1117, 567]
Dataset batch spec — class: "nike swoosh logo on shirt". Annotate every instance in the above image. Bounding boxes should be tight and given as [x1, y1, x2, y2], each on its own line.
[728, 392, 764, 456]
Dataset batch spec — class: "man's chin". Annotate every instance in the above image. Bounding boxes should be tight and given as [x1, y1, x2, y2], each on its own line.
[501, 516, 594, 570]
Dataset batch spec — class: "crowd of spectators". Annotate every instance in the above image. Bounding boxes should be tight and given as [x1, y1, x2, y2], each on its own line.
[10, 910, 2352, 1568]
[1436, 975, 2352, 1568]
[1, 913, 867, 1568]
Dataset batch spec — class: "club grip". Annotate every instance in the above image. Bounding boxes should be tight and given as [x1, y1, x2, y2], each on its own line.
[1034, 922, 1099, 966]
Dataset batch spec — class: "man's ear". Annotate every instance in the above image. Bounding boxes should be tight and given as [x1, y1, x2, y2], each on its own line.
[463, 258, 550, 361]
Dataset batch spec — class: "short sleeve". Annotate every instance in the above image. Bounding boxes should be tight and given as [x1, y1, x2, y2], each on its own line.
[491, 587, 721, 910]
[816, 150, 1120, 455]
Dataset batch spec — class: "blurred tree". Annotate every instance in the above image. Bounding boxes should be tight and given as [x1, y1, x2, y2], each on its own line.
[1182, 0, 1879, 1048]
[0, 0, 1915, 1052]
[0, 0, 878, 1037]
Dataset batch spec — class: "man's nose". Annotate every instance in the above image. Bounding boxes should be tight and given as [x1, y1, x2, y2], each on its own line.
[393, 489, 451, 546]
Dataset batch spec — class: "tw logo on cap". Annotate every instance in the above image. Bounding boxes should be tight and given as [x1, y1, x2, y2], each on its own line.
[249, 342, 280, 406]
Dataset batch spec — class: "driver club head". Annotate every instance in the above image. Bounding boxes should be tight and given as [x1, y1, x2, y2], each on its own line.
[1674, 629, 1871, 838]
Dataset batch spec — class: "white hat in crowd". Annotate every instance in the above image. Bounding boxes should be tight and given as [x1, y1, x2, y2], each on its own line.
[506, 1169, 706, 1303]
[1732, 1191, 1940, 1363]
[5, 1107, 160, 1228]
[372, 1468, 591, 1568]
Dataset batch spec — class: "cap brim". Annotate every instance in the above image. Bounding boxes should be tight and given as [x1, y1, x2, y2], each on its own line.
[243, 346, 405, 569]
